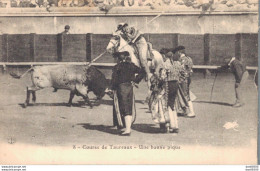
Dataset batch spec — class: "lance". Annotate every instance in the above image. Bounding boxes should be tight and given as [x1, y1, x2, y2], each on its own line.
[146, 11, 165, 25]
[88, 50, 107, 65]
[89, 11, 165, 65]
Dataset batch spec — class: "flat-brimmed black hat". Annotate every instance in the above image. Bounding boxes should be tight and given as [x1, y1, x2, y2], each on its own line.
[116, 23, 128, 32]
[113, 51, 130, 60]
[172, 46, 185, 54]
[160, 48, 170, 55]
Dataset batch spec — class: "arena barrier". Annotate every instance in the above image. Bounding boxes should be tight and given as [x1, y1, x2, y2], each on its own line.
[0, 62, 257, 74]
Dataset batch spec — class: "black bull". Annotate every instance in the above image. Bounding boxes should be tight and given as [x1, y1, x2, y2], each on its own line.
[10, 65, 111, 108]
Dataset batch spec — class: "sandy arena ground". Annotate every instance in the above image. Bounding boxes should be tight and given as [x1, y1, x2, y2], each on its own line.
[0, 70, 258, 164]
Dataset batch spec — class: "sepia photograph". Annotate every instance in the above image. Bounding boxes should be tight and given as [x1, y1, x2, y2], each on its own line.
[0, 0, 258, 165]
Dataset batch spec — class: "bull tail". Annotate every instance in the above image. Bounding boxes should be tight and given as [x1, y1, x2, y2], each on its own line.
[9, 67, 34, 79]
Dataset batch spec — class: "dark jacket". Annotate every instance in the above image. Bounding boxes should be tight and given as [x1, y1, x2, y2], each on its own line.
[111, 61, 144, 90]
[218, 59, 247, 83]
[230, 59, 247, 83]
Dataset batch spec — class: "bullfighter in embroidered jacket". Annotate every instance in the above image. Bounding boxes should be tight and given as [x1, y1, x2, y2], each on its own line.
[173, 45, 195, 118]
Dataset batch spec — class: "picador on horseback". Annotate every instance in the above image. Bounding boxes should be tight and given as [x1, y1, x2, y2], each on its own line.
[107, 23, 164, 104]
[115, 23, 153, 80]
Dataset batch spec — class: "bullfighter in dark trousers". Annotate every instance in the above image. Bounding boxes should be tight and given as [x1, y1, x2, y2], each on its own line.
[111, 51, 144, 136]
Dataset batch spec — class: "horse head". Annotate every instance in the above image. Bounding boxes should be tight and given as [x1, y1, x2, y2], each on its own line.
[106, 32, 121, 54]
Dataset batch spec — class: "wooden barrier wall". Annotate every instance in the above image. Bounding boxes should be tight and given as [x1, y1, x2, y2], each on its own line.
[0, 33, 258, 66]
[35, 34, 58, 62]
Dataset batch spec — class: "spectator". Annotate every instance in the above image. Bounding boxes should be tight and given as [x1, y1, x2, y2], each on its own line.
[19, 0, 37, 7]
[36, 0, 49, 7]
[48, 0, 58, 6]
[0, 0, 6, 7]
[75, 0, 85, 6]
[0, 0, 257, 10]
[2, 0, 11, 7]
[99, 0, 116, 12]
[58, 0, 73, 7]
[10, 0, 18, 7]
[61, 25, 70, 34]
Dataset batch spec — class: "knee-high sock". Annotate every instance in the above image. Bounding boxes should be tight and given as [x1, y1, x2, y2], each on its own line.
[168, 107, 178, 129]
[123, 115, 132, 133]
[187, 101, 195, 117]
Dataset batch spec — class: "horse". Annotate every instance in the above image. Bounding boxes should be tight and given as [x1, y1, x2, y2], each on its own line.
[106, 33, 164, 101]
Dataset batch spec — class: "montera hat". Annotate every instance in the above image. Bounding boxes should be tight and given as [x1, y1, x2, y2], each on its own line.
[172, 45, 185, 54]
[159, 48, 170, 55]
[65, 25, 70, 29]
[165, 51, 173, 58]
[113, 51, 130, 60]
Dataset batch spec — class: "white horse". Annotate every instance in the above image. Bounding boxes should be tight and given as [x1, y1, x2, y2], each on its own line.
[106, 33, 164, 100]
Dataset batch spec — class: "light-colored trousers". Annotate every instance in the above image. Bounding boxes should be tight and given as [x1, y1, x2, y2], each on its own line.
[235, 71, 249, 104]
[135, 37, 148, 71]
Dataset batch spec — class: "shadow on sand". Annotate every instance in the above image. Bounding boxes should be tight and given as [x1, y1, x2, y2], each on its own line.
[18, 99, 115, 108]
[132, 123, 164, 134]
[77, 123, 164, 135]
[77, 123, 119, 135]
[19, 102, 90, 108]
[193, 101, 232, 106]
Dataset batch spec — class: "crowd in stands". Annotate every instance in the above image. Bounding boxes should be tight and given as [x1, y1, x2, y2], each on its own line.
[0, 0, 257, 11]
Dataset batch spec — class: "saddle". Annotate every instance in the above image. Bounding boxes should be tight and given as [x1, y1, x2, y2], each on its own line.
[132, 42, 154, 62]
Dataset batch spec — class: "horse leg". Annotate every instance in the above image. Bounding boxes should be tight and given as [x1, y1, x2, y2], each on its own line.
[68, 91, 75, 107]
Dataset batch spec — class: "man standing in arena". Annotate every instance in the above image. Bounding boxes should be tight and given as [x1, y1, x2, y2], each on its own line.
[173, 46, 195, 118]
[218, 57, 249, 107]
[111, 51, 144, 136]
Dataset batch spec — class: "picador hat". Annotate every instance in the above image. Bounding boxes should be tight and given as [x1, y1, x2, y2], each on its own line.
[116, 23, 128, 32]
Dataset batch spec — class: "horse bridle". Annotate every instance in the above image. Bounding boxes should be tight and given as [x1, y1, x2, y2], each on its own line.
[109, 36, 120, 53]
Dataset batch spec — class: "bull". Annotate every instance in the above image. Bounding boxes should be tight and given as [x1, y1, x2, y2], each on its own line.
[10, 65, 110, 108]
